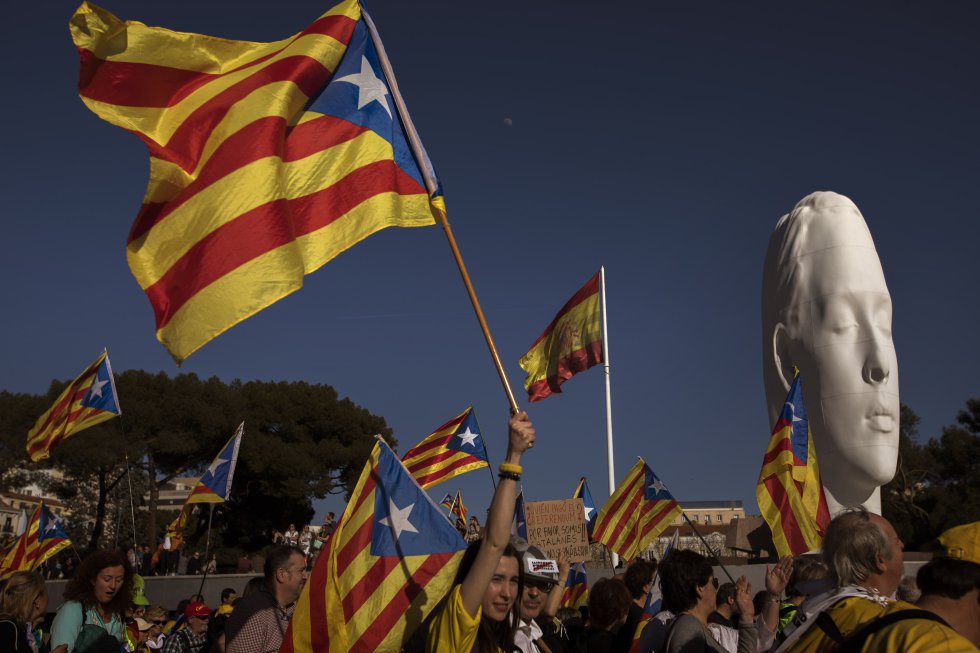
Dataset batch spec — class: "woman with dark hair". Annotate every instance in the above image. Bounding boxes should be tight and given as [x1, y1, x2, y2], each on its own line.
[0, 571, 66, 653]
[51, 549, 134, 651]
[660, 550, 757, 653]
[424, 412, 536, 653]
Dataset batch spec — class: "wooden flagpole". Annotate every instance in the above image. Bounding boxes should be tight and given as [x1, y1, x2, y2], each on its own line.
[362, 9, 519, 415]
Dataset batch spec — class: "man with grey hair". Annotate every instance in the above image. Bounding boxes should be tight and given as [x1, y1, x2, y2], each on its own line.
[762, 191, 900, 515]
[774, 507, 906, 652]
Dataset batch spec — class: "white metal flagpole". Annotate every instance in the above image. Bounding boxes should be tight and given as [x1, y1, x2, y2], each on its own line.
[600, 266, 619, 568]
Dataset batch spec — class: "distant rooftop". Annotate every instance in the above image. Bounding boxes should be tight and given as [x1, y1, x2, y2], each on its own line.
[679, 500, 743, 509]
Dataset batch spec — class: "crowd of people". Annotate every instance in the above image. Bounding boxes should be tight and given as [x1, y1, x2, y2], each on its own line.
[1, 413, 977, 652]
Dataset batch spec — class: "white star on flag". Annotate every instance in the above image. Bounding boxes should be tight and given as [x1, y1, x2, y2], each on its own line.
[207, 457, 229, 477]
[583, 505, 594, 521]
[44, 517, 59, 533]
[649, 478, 667, 494]
[786, 401, 802, 424]
[88, 375, 108, 399]
[336, 56, 392, 118]
[379, 498, 419, 541]
[456, 427, 479, 448]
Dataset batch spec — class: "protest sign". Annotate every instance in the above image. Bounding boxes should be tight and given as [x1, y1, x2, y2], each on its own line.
[524, 498, 590, 562]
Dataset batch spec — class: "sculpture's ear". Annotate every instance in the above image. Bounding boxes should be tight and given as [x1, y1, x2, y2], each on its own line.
[772, 323, 795, 394]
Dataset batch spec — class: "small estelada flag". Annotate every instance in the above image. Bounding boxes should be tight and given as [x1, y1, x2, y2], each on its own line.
[401, 407, 488, 490]
[186, 422, 245, 504]
[519, 272, 602, 402]
[26, 350, 121, 461]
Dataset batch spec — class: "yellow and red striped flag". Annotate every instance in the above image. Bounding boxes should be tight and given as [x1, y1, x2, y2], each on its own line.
[450, 490, 468, 524]
[756, 373, 830, 556]
[283, 439, 466, 652]
[0, 504, 71, 579]
[71, 0, 444, 363]
[562, 562, 589, 609]
[519, 272, 602, 402]
[401, 407, 488, 490]
[592, 458, 683, 561]
[26, 350, 121, 462]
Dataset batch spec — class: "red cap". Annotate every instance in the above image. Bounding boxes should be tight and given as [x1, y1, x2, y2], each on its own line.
[185, 602, 212, 619]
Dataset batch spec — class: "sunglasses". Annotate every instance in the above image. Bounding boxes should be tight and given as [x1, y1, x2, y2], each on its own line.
[150, 620, 165, 626]
[525, 579, 556, 593]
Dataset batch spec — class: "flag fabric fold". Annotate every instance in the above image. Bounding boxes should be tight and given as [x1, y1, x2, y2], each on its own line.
[756, 373, 830, 557]
[283, 439, 466, 653]
[562, 562, 589, 610]
[186, 422, 245, 504]
[26, 350, 121, 462]
[72, 0, 444, 363]
[0, 504, 71, 579]
[512, 491, 528, 541]
[629, 529, 678, 653]
[573, 476, 598, 538]
[592, 458, 682, 561]
[401, 407, 488, 490]
[519, 272, 603, 402]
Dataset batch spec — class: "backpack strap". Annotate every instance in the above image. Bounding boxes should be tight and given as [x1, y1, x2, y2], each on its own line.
[815, 611, 846, 644]
[835, 609, 949, 653]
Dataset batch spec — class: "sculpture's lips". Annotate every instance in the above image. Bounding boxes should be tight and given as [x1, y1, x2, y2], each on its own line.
[867, 405, 895, 432]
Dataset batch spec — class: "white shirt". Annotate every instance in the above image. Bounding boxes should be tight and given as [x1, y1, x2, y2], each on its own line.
[514, 617, 544, 653]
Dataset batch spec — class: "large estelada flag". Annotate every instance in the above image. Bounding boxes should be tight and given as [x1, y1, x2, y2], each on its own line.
[756, 373, 830, 556]
[592, 458, 683, 560]
[283, 439, 466, 652]
[401, 407, 488, 490]
[573, 476, 598, 538]
[71, 0, 444, 364]
[0, 504, 71, 579]
[26, 350, 121, 462]
[519, 272, 603, 402]
[562, 562, 589, 610]
[186, 422, 245, 504]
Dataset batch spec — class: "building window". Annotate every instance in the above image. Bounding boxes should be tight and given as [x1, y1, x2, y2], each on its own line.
[716, 514, 722, 523]
[691, 515, 698, 522]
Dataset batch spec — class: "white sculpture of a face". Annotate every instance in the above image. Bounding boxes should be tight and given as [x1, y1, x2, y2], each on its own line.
[762, 192, 899, 515]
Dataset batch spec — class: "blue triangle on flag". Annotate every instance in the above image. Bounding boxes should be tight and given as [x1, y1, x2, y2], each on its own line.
[38, 505, 68, 541]
[644, 465, 676, 501]
[371, 443, 467, 557]
[80, 357, 120, 413]
[445, 409, 488, 460]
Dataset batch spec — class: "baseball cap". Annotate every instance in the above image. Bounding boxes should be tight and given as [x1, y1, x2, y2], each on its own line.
[938, 522, 980, 565]
[131, 574, 150, 606]
[184, 601, 212, 619]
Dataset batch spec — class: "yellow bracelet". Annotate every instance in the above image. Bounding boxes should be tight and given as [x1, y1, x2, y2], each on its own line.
[499, 462, 523, 475]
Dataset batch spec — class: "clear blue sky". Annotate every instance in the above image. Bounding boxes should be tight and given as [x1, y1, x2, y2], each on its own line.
[3, 1, 978, 527]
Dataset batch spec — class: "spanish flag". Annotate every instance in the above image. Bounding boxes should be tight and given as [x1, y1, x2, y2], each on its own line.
[519, 272, 603, 402]
[72, 0, 442, 363]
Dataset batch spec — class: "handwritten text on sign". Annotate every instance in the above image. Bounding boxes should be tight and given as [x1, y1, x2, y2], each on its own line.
[524, 498, 590, 562]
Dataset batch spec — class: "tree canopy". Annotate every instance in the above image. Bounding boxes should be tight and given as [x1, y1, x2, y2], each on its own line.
[0, 371, 392, 555]
[883, 397, 980, 548]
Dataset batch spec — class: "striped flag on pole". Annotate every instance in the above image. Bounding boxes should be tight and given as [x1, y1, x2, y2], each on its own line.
[519, 272, 603, 402]
[71, 0, 444, 363]
[562, 562, 589, 609]
[283, 439, 466, 652]
[26, 350, 121, 462]
[0, 504, 71, 579]
[401, 407, 488, 490]
[186, 422, 245, 504]
[593, 458, 682, 561]
[756, 373, 829, 556]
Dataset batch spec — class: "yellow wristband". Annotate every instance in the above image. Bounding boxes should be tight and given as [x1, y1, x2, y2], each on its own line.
[499, 463, 523, 475]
